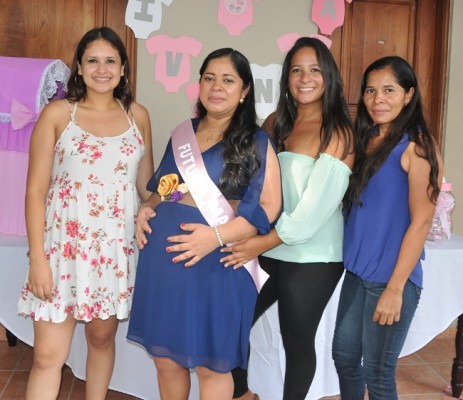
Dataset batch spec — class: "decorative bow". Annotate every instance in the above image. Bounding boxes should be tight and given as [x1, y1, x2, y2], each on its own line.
[10, 98, 37, 130]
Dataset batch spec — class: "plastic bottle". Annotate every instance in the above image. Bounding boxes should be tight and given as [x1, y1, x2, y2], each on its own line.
[427, 181, 456, 241]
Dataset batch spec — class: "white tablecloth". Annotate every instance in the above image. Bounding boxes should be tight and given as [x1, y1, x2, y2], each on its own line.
[1, 234, 462, 400]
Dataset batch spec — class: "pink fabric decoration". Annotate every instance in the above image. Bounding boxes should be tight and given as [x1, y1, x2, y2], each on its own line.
[311, 0, 346, 35]
[10, 99, 37, 130]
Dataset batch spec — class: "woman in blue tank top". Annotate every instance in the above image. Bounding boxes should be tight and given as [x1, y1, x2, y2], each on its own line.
[332, 56, 443, 399]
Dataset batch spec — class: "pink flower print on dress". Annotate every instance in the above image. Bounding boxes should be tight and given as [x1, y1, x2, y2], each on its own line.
[87, 193, 104, 218]
[72, 135, 106, 165]
[114, 160, 129, 175]
[123, 245, 135, 256]
[87, 174, 102, 185]
[65, 220, 79, 238]
[64, 305, 75, 315]
[120, 137, 136, 156]
[83, 305, 93, 321]
[134, 130, 144, 146]
[93, 302, 102, 316]
[112, 205, 123, 218]
[58, 187, 72, 200]
[119, 291, 128, 301]
[62, 241, 77, 260]
[89, 150, 103, 163]
[57, 147, 66, 165]
[77, 141, 90, 153]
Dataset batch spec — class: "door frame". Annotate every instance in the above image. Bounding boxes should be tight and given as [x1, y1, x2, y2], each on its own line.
[329, 0, 451, 148]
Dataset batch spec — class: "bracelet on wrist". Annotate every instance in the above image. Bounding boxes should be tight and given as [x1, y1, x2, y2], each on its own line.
[213, 225, 224, 247]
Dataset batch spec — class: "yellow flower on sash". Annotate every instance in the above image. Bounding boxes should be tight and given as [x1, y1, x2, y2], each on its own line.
[158, 174, 188, 202]
[158, 174, 179, 197]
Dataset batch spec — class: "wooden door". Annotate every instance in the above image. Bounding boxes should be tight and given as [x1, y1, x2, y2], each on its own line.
[330, 0, 450, 147]
[0, 0, 137, 92]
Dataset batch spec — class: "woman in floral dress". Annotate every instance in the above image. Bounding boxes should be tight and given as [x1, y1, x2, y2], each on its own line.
[17, 27, 153, 400]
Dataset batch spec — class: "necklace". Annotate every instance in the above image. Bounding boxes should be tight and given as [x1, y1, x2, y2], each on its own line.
[202, 120, 228, 142]
[206, 130, 220, 142]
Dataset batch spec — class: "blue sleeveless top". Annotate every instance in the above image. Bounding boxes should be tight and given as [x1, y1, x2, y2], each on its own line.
[343, 133, 424, 288]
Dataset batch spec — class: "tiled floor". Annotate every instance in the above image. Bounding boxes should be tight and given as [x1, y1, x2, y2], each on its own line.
[0, 325, 459, 400]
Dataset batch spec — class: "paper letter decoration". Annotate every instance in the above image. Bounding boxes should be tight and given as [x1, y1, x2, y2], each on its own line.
[311, 0, 345, 35]
[218, 0, 257, 36]
[251, 64, 282, 121]
[125, 0, 174, 39]
[145, 35, 203, 93]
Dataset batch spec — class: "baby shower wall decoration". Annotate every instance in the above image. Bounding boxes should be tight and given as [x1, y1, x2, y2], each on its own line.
[125, 0, 353, 121]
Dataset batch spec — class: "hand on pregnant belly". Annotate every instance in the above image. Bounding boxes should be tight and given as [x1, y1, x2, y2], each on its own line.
[166, 223, 219, 267]
[136, 203, 157, 249]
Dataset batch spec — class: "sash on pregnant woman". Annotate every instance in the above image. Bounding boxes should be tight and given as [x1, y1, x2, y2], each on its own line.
[171, 119, 268, 292]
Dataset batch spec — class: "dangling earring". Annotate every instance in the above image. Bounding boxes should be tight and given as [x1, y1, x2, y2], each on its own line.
[74, 75, 79, 84]
[239, 98, 244, 104]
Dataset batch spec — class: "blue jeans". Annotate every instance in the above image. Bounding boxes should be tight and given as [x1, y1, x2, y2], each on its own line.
[332, 271, 421, 400]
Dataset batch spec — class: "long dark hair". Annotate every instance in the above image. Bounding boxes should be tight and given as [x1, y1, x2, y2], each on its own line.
[273, 37, 353, 157]
[195, 48, 260, 197]
[344, 56, 440, 212]
[66, 27, 133, 111]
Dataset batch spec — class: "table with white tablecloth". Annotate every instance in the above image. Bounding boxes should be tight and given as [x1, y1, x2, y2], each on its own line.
[1, 234, 463, 400]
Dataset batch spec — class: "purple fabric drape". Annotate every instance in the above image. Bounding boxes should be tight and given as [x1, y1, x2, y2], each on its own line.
[0, 57, 70, 152]
[0, 57, 70, 235]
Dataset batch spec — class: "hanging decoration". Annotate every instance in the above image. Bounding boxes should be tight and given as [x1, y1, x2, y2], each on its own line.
[311, 0, 346, 35]
[217, 0, 258, 36]
[277, 33, 332, 52]
[123, 0, 354, 115]
[251, 63, 282, 121]
[145, 35, 203, 93]
[185, 82, 200, 103]
[125, 0, 174, 39]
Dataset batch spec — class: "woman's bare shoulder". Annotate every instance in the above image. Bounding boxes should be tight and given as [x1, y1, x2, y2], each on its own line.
[261, 112, 276, 135]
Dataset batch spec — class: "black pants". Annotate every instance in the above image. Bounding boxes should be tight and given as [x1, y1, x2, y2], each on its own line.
[232, 256, 344, 400]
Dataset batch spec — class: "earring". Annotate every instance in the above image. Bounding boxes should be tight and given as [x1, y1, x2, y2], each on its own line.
[404, 102, 408, 107]
[74, 75, 79, 84]
[239, 98, 244, 104]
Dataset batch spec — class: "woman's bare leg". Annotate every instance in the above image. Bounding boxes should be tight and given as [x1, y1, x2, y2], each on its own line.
[26, 316, 77, 400]
[197, 366, 233, 400]
[84, 316, 118, 400]
[154, 356, 191, 399]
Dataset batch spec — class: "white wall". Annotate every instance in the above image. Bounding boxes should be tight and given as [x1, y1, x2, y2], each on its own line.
[134, 0, 463, 234]
[443, 0, 463, 235]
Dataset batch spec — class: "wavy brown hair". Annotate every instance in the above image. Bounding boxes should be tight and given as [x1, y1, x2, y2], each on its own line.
[344, 56, 440, 213]
[66, 27, 133, 111]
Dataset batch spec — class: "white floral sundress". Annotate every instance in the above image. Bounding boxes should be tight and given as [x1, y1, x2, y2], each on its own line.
[17, 100, 145, 322]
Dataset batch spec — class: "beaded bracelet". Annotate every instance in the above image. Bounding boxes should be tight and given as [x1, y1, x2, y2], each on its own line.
[213, 225, 224, 247]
